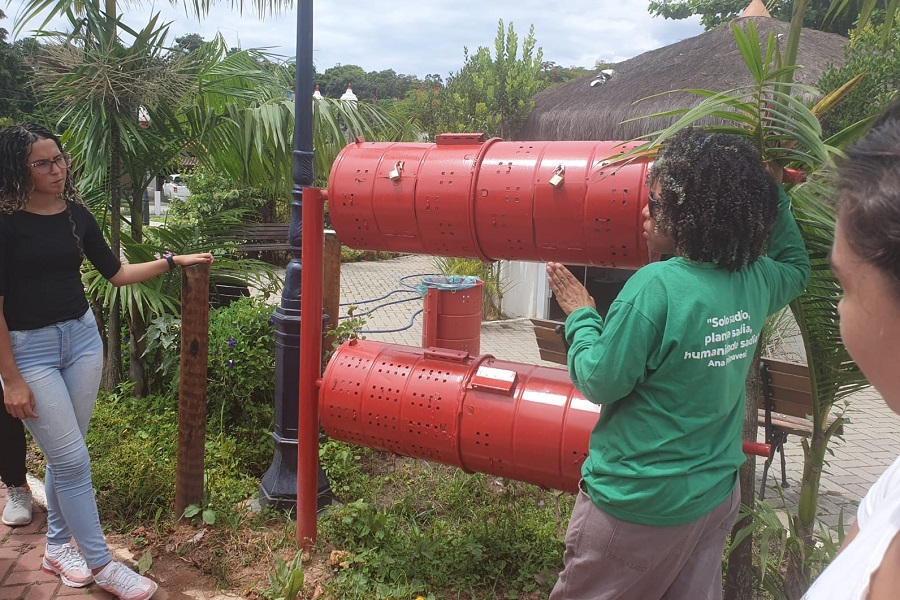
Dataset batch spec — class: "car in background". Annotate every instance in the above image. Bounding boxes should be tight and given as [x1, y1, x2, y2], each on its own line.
[162, 173, 190, 200]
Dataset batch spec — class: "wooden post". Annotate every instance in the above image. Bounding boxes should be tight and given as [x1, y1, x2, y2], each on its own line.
[323, 232, 342, 353]
[175, 263, 211, 519]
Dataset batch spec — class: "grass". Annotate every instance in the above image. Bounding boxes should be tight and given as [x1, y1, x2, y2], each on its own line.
[35, 386, 573, 598]
[316, 446, 570, 599]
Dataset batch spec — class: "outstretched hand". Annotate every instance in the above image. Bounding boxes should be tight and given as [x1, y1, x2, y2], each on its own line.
[174, 253, 214, 267]
[547, 262, 596, 316]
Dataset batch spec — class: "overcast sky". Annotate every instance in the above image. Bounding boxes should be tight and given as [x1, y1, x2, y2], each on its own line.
[5, 1, 705, 78]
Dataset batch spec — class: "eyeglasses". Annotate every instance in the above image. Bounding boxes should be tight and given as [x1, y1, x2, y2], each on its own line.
[28, 153, 72, 175]
[648, 191, 663, 220]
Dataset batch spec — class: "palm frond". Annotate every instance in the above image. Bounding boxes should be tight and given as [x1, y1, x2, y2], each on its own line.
[788, 175, 869, 421]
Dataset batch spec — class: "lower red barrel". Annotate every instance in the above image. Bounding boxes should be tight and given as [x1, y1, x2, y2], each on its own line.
[320, 339, 597, 492]
[319, 340, 771, 493]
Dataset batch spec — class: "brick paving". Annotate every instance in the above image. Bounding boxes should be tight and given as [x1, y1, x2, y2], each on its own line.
[0, 496, 117, 599]
[3, 254, 896, 598]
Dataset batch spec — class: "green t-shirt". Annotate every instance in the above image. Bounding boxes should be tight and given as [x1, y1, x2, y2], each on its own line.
[566, 187, 810, 526]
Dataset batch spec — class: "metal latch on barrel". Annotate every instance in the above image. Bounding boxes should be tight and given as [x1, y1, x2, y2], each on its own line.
[469, 365, 518, 395]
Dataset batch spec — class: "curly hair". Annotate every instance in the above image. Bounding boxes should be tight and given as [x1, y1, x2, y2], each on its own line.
[834, 101, 900, 297]
[648, 129, 779, 272]
[0, 123, 84, 215]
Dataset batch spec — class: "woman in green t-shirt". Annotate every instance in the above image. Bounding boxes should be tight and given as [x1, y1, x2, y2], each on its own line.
[547, 129, 810, 600]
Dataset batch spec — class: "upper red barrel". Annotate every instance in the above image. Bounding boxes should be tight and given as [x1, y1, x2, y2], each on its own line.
[327, 134, 653, 269]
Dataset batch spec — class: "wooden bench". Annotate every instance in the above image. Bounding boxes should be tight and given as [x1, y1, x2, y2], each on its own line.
[226, 223, 291, 254]
[210, 223, 290, 307]
[757, 357, 842, 499]
[529, 321, 837, 497]
[531, 318, 569, 365]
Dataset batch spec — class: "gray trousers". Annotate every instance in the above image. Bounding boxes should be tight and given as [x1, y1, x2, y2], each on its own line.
[550, 480, 740, 600]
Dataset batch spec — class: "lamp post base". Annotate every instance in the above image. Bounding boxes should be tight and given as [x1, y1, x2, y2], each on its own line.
[259, 433, 334, 513]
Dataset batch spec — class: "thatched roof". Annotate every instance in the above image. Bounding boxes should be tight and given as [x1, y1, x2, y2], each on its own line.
[516, 16, 847, 141]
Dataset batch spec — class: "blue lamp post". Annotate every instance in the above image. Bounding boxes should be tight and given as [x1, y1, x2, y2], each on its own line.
[258, 0, 333, 511]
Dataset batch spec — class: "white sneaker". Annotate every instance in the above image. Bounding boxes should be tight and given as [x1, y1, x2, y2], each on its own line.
[94, 561, 159, 600]
[42, 542, 93, 587]
[2, 485, 32, 526]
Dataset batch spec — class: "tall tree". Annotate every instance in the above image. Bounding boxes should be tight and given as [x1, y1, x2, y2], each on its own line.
[315, 63, 368, 99]
[0, 10, 37, 122]
[437, 19, 544, 139]
[175, 32, 205, 53]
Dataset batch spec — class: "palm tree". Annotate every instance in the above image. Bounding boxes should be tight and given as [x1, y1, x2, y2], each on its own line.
[26, 1, 290, 390]
[14, 0, 292, 35]
[197, 74, 420, 207]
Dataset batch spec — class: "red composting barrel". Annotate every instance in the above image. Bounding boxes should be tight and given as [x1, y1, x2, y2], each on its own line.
[319, 339, 599, 493]
[327, 134, 653, 269]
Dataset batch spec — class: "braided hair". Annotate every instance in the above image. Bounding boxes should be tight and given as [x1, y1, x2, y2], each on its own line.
[648, 129, 779, 271]
[0, 124, 86, 256]
[0, 123, 84, 214]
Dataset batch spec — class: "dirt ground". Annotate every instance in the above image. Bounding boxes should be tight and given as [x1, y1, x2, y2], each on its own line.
[108, 523, 335, 600]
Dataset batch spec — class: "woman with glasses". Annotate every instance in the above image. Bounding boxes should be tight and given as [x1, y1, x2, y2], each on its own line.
[546, 129, 811, 600]
[0, 123, 212, 600]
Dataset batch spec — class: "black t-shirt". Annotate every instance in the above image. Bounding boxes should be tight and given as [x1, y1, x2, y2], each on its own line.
[0, 203, 121, 330]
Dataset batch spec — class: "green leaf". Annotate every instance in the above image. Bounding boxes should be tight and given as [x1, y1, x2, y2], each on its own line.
[136, 550, 153, 576]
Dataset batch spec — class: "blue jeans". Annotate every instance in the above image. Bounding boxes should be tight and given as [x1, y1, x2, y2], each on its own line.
[10, 309, 111, 569]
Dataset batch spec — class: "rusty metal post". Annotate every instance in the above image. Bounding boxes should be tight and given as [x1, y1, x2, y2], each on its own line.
[175, 263, 211, 519]
[298, 187, 325, 548]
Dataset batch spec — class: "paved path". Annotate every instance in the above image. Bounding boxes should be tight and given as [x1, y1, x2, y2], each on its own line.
[3, 254, 896, 598]
[0, 494, 119, 600]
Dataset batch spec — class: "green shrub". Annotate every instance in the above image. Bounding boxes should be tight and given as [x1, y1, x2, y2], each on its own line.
[87, 379, 271, 529]
[141, 296, 277, 475]
[168, 167, 268, 225]
[339, 245, 400, 263]
[87, 385, 178, 527]
[144, 298, 276, 419]
[205, 297, 277, 473]
[817, 23, 900, 140]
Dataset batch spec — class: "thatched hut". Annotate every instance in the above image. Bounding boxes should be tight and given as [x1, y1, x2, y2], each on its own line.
[515, 15, 848, 142]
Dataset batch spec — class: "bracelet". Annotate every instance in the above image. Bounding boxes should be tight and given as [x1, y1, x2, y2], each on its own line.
[163, 252, 176, 270]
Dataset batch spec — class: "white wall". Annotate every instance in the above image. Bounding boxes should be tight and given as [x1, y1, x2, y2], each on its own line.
[498, 260, 549, 319]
